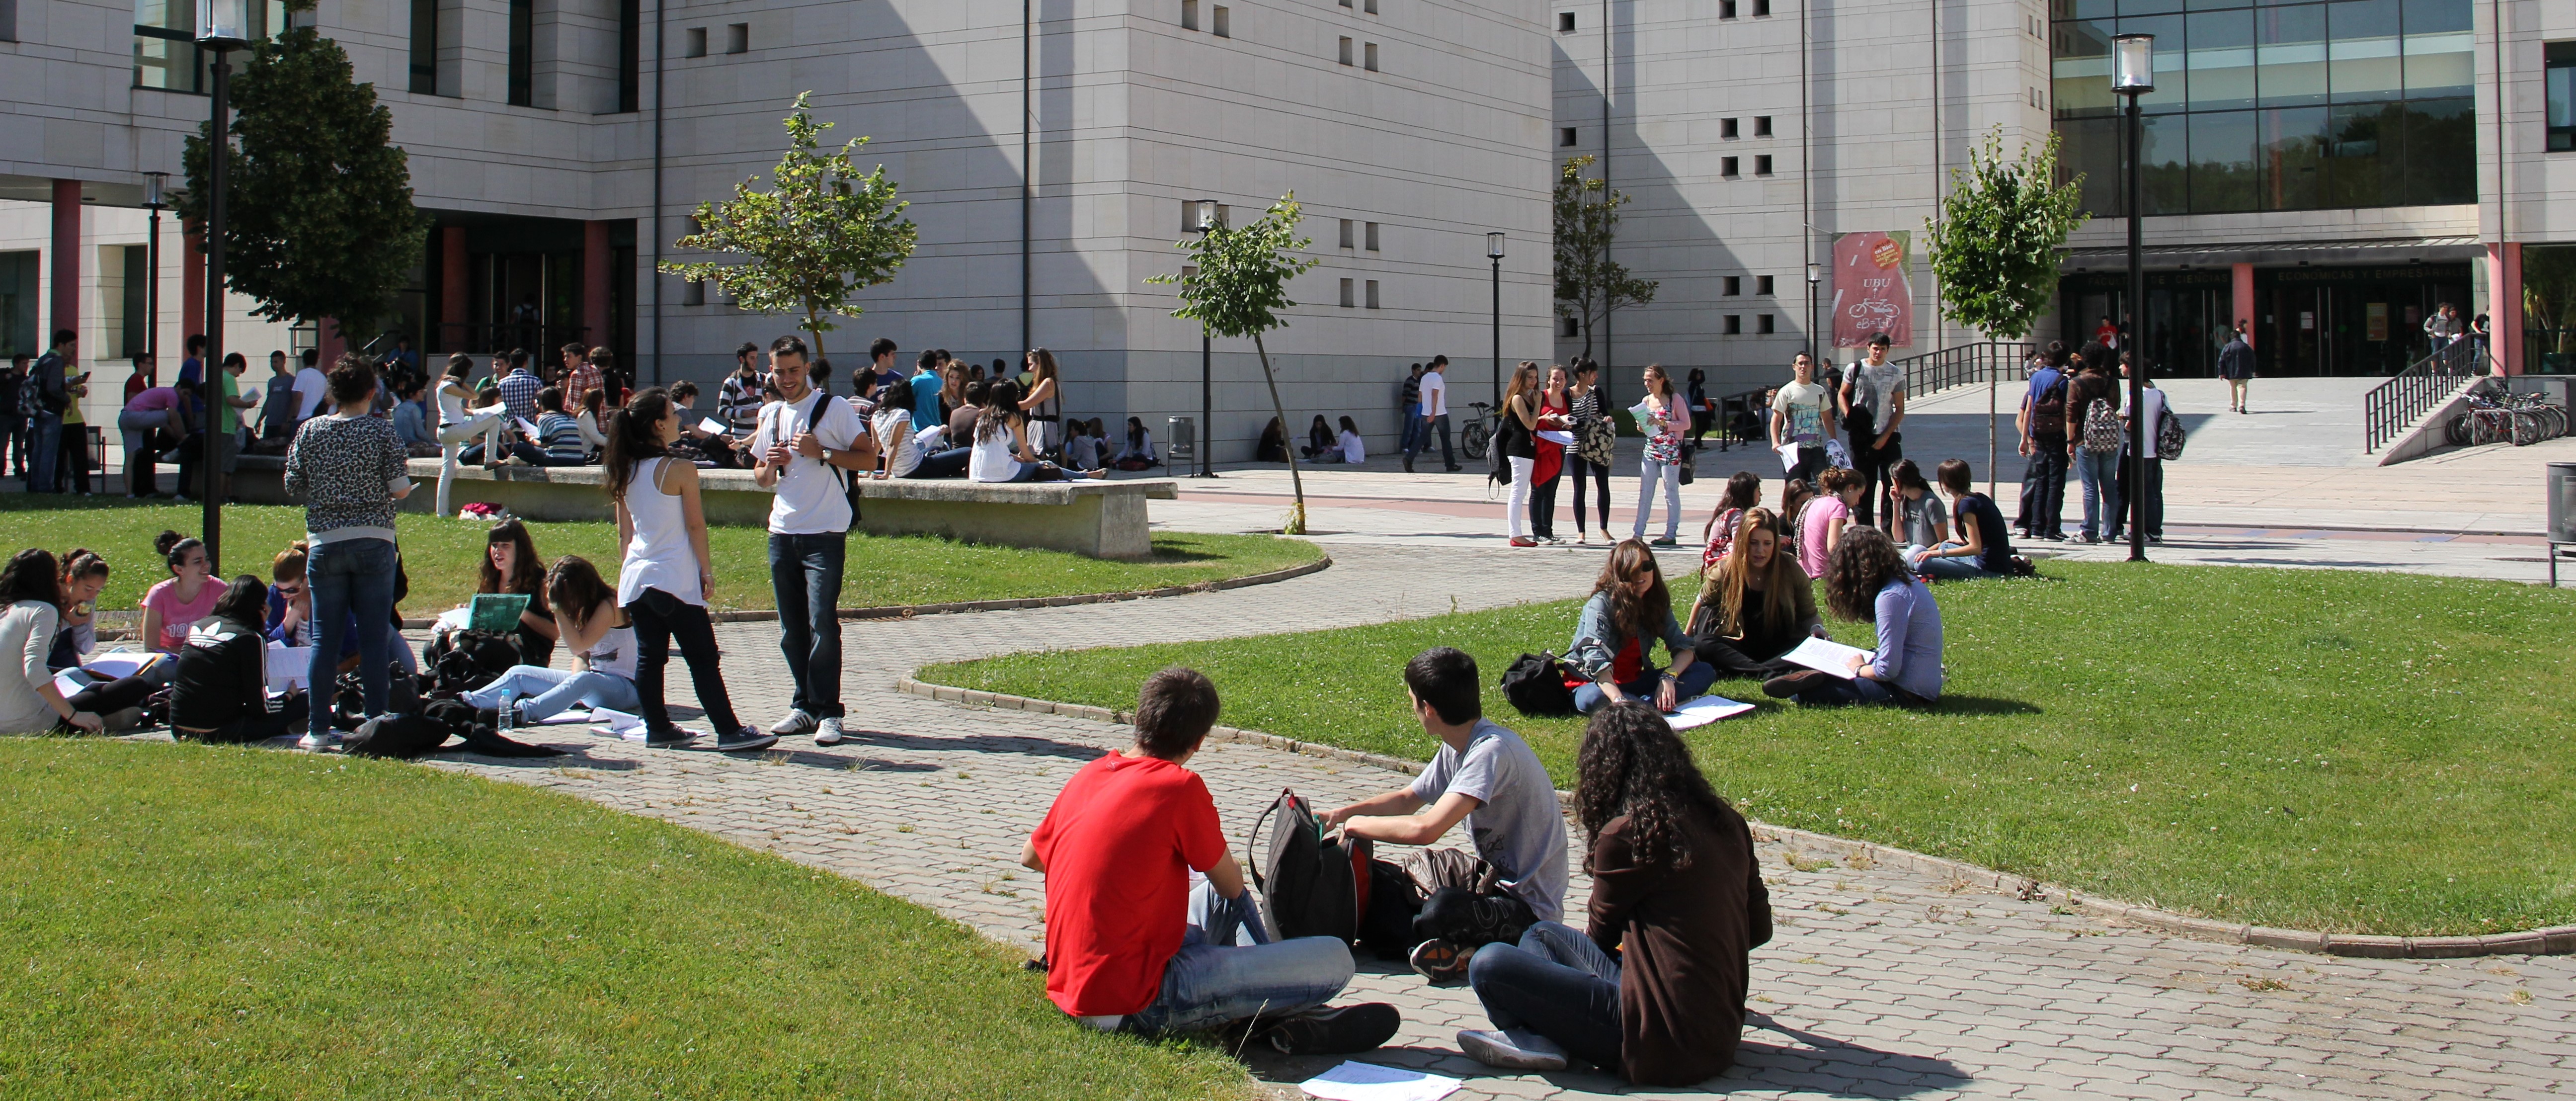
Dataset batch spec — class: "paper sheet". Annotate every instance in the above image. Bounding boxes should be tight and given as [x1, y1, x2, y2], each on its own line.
[1535, 429, 1576, 447]
[515, 416, 544, 441]
[588, 707, 645, 740]
[264, 645, 314, 694]
[82, 653, 161, 680]
[1662, 693, 1757, 729]
[1781, 635, 1872, 679]
[1298, 1062, 1461, 1101]
[698, 417, 728, 436]
[1774, 441, 1801, 474]
[50, 669, 93, 697]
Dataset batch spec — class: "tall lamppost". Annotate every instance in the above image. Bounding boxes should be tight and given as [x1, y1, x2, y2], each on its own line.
[2113, 33, 2153, 564]
[1805, 259, 1821, 363]
[1188, 198, 1218, 478]
[197, 0, 249, 570]
[143, 171, 167, 367]
[1487, 232, 1505, 408]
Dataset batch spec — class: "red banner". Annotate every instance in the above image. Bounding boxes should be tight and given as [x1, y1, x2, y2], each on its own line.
[1830, 231, 1914, 350]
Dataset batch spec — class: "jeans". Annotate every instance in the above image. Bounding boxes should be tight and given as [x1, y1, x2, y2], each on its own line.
[58, 424, 92, 494]
[507, 441, 589, 467]
[1911, 547, 2002, 581]
[1847, 430, 1899, 528]
[1119, 881, 1354, 1036]
[1529, 464, 1561, 540]
[1506, 455, 1534, 539]
[627, 587, 744, 739]
[2024, 440, 2068, 537]
[1572, 662, 1718, 714]
[2114, 456, 2164, 538]
[910, 446, 971, 478]
[1632, 458, 1682, 540]
[1416, 415, 1455, 468]
[1789, 442, 1826, 487]
[1466, 922, 1623, 1070]
[1399, 402, 1423, 455]
[2074, 449, 2122, 539]
[308, 537, 400, 741]
[464, 665, 642, 723]
[1692, 635, 1802, 679]
[769, 531, 846, 720]
[27, 412, 61, 492]
[438, 409, 508, 516]
[1568, 454, 1611, 531]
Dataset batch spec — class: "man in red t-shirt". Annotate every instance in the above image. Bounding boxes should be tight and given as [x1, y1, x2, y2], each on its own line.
[1022, 667, 1400, 1054]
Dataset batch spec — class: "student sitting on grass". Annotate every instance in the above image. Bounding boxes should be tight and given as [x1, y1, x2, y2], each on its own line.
[140, 530, 222, 657]
[1763, 527, 1943, 707]
[1022, 667, 1400, 1054]
[0, 550, 107, 734]
[1327, 647, 1569, 982]
[1457, 701, 1770, 1084]
[1685, 507, 1825, 679]
[1908, 458, 2016, 581]
[47, 549, 111, 672]
[477, 519, 560, 667]
[1566, 540, 1714, 715]
[172, 576, 309, 744]
[461, 556, 638, 726]
[1797, 466, 1861, 580]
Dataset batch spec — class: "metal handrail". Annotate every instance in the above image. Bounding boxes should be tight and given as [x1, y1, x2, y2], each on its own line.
[2363, 340, 2485, 453]
[1879, 341, 2037, 397]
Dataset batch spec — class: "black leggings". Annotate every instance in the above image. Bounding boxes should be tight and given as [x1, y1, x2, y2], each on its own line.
[628, 588, 743, 738]
[1529, 469, 1561, 540]
[1566, 455, 1611, 531]
[1691, 637, 1802, 680]
[67, 674, 155, 717]
[179, 695, 310, 744]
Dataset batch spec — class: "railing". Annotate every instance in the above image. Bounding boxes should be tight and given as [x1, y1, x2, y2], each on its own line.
[2363, 339, 2486, 454]
[433, 322, 594, 357]
[1885, 341, 2037, 398]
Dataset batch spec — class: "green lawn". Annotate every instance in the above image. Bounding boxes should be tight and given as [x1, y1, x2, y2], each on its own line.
[0, 739, 1247, 1099]
[927, 562, 2576, 937]
[0, 498, 1319, 616]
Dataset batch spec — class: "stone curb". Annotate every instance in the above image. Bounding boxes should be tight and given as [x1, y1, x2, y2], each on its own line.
[895, 675, 2576, 961]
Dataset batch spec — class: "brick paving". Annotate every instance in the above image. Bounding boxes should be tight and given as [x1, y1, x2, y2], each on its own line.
[426, 544, 2576, 1099]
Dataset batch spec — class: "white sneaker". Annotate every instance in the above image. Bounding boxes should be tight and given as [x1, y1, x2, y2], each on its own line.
[296, 732, 341, 753]
[814, 716, 846, 745]
[1457, 1028, 1569, 1071]
[769, 709, 817, 736]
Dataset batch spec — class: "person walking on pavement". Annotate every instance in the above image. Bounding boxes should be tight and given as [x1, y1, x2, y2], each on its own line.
[1838, 334, 1905, 531]
[1411, 355, 1458, 473]
[2217, 322, 2255, 414]
[750, 336, 874, 746]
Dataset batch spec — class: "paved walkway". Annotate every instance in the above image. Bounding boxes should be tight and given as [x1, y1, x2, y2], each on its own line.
[420, 544, 2575, 1100]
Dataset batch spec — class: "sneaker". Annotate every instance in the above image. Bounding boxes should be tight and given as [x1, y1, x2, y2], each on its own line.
[769, 709, 818, 736]
[1402, 457, 1416, 473]
[1762, 669, 1834, 699]
[296, 732, 341, 752]
[1458, 1027, 1570, 1072]
[1408, 938, 1470, 983]
[716, 726, 780, 753]
[2147, 534, 2164, 545]
[814, 715, 846, 746]
[1509, 536, 1537, 548]
[1649, 536, 1680, 547]
[643, 728, 697, 749]
[1262, 1004, 1402, 1056]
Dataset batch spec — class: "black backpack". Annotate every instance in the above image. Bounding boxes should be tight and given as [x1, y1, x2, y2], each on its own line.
[1247, 788, 1372, 943]
[1500, 652, 1579, 717]
[423, 628, 523, 695]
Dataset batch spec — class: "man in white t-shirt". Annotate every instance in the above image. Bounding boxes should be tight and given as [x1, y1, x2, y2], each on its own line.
[291, 348, 331, 423]
[2114, 355, 2166, 544]
[1407, 355, 1457, 473]
[751, 335, 876, 745]
[1768, 351, 1837, 486]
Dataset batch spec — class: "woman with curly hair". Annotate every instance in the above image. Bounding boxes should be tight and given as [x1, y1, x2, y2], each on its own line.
[1456, 701, 1770, 1083]
[1764, 526, 1943, 706]
[1564, 539, 1713, 714]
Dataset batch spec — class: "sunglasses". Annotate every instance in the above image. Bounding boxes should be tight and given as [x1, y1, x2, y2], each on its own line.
[275, 584, 306, 596]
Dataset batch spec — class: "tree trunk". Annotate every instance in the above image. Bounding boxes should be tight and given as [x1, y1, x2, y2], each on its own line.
[1253, 332, 1307, 535]
[1987, 374, 1998, 500]
[805, 309, 828, 362]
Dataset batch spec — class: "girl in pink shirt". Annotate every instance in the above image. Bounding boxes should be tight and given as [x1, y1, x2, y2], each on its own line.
[1797, 468, 1862, 579]
[140, 531, 222, 654]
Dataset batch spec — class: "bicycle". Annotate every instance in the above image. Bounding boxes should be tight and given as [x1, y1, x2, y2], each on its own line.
[1457, 401, 1498, 460]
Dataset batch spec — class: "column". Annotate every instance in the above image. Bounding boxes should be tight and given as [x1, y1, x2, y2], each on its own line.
[581, 219, 611, 354]
[2230, 263, 2255, 345]
[440, 226, 469, 352]
[50, 179, 80, 353]
[182, 232, 206, 347]
[317, 317, 347, 369]
[2494, 242, 2523, 375]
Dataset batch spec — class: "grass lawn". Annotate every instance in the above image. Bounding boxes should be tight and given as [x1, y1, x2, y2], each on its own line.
[0, 739, 1247, 1099]
[0, 497, 1318, 616]
[927, 561, 2576, 937]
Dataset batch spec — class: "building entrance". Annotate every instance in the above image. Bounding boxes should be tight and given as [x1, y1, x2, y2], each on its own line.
[2060, 263, 2473, 377]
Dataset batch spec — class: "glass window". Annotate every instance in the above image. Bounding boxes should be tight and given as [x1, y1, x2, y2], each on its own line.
[2053, 0, 2115, 18]
[2124, 0, 2185, 14]
[2320, 102, 2402, 206]
[2545, 42, 2576, 152]
[2060, 116, 2128, 215]
[2327, 0, 2404, 103]
[2123, 13, 2188, 113]
[2256, 4, 2328, 107]
[2258, 105, 2328, 210]
[2053, 18, 2117, 117]
[2190, 109, 2260, 211]
[2142, 112, 2190, 213]
[2403, 96, 2474, 202]
[2400, 0, 2471, 98]
[2186, 8, 2256, 111]
[133, 0, 201, 92]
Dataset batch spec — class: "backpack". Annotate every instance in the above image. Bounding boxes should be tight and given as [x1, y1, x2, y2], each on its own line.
[2079, 397, 2122, 455]
[2155, 400, 2187, 459]
[2029, 375, 2068, 439]
[1248, 788, 1373, 943]
[1500, 653, 1579, 717]
[766, 390, 870, 522]
[422, 628, 523, 696]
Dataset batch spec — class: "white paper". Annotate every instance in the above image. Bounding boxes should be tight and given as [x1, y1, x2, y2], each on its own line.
[1535, 429, 1575, 447]
[1774, 441, 1801, 474]
[50, 669, 92, 697]
[432, 607, 472, 635]
[531, 709, 594, 726]
[1662, 693, 1757, 730]
[1781, 635, 1872, 679]
[697, 417, 728, 436]
[1298, 1062, 1461, 1101]
[265, 645, 315, 694]
[587, 707, 643, 734]
[515, 416, 544, 440]
[83, 653, 161, 680]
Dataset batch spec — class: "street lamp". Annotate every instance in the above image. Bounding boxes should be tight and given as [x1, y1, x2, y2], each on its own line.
[1487, 232, 1505, 408]
[1805, 259, 1821, 364]
[2113, 32, 2153, 563]
[1188, 198, 1219, 478]
[196, 0, 250, 571]
[142, 172, 167, 369]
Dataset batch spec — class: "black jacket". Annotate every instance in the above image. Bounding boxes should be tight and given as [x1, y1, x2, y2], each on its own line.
[171, 619, 278, 731]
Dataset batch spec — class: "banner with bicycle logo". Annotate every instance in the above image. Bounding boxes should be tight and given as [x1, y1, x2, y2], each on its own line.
[1829, 230, 1915, 351]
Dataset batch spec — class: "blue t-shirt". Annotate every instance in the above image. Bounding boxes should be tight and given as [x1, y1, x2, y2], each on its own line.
[2024, 367, 2064, 407]
[909, 370, 944, 431]
[1955, 492, 2013, 573]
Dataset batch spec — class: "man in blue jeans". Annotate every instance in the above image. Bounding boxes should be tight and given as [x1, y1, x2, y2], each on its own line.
[26, 331, 76, 492]
[1398, 362, 1424, 458]
[282, 354, 414, 751]
[1023, 667, 1398, 1053]
[751, 335, 873, 746]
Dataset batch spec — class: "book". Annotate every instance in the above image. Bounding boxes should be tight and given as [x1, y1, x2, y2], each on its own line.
[1781, 635, 1873, 679]
[468, 593, 531, 634]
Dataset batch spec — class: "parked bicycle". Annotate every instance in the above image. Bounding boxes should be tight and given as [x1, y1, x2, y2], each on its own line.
[2446, 389, 2569, 447]
[1457, 401, 1498, 460]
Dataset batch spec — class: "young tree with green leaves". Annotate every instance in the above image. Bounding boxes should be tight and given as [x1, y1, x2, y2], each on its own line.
[176, 21, 426, 339]
[1147, 196, 1324, 534]
[1553, 155, 1658, 367]
[662, 92, 919, 360]
[1925, 128, 2088, 491]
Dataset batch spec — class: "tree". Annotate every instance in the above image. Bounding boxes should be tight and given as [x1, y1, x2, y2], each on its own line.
[1924, 127, 2088, 493]
[176, 22, 426, 338]
[1553, 155, 1658, 365]
[1147, 196, 1324, 534]
[662, 92, 919, 360]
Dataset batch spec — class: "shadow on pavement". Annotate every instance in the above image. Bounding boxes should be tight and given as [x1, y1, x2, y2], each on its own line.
[838, 727, 1112, 762]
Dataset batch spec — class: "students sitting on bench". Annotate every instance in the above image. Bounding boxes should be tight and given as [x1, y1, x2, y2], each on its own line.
[1022, 667, 1399, 1055]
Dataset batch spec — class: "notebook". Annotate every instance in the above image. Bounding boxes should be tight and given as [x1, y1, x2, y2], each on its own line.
[468, 593, 532, 633]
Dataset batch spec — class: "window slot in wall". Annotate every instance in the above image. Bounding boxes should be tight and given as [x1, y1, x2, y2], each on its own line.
[684, 26, 707, 57]
[1723, 275, 1742, 296]
[1757, 274, 1775, 295]
[725, 22, 747, 53]
[1182, 0, 1198, 30]
[1754, 115, 1772, 137]
[407, 0, 440, 93]
[1366, 280, 1380, 309]
[1752, 0, 1769, 14]
[1755, 155, 1773, 175]
[1719, 0, 1736, 18]
[683, 280, 706, 307]
[1560, 127, 1578, 147]
[1758, 314, 1776, 334]
[1364, 42, 1377, 71]
[1339, 219, 1356, 248]
[1212, 5, 1229, 37]
[1364, 222, 1379, 251]
[1339, 36, 1353, 65]
[1720, 117, 1738, 139]
[1340, 278, 1356, 308]
[1558, 11, 1574, 31]
[1723, 315, 1743, 335]
[1559, 317, 1579, 338]
[506, 0, 533, 106]
[1365, 0, 1376, 12]
[1721, 156, 1739, 177]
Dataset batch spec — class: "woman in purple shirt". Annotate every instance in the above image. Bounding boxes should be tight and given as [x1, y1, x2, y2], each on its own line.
[1759, 527, 1943, 707]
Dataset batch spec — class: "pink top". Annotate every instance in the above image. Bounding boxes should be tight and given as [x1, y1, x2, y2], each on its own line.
[126, 386, 181, 414]
[142, 577, 224, 653]
[1798, 496, 1849, 579]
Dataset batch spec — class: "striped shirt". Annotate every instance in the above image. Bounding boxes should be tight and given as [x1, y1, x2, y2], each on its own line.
[537, 411, 587, 458]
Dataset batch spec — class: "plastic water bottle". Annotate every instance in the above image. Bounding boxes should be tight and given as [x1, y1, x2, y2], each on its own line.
[497, 686, 516, 735]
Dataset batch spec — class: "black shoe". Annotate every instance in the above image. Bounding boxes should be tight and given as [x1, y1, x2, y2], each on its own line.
[1261, 1003, 1402, 1056]
[1762, 669, 1833, 699]
[1408, 938, 1469, 983]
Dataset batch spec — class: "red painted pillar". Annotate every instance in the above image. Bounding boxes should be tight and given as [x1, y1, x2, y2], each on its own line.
[50, 179, 81, 354]
[2230, 263, 2255, 346]
[181, 232, 206, 347]
[440, 226, 470, 352]
[2494, 242, 2523, 375]
[317, 317, 347, 369]
[582, 220, 611, 354]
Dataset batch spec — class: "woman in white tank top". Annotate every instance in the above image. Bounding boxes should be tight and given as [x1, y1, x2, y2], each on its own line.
[458, 555, 642, 724]
[433, 352, 510, 517]
[604, 388, 776, 753]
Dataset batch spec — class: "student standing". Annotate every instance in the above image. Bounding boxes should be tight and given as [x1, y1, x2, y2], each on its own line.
[1016, 347, 1062, 455]
[1412, 355, 1458, 472]
[719, 343, 769, 435]
[495, 350, 543, 423]
[1769, 352, 1835, 487]
[2117, 355, 2169, 544]
[1399, 363, 1426, 460]
[1530, 366, 1571, 542]
[24, 332, 73, 493]
[1839, 334, 1905, 530]
[2068, 358, 2125, 543]
[2016, 354, 2070, 541]
[1629, 364, 1686, 546]
[282, 355, 414, 751]
[291, 347, 332, 423]
[607, 388, 775, 752]
[2217, 322, 2255, 414]
[1457, 702, 1769, 1083]
[561, 343, 603, 411]
[1566, 361, 1615, 544]
[1764, 527, 1943, 707]
[0, 355, 23, 480]
[1498, 363, 1542, 547]
[752, 336, 873, 746]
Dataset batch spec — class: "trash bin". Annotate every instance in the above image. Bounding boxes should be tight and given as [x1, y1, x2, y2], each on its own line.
[2552, 462, 2576, 543]
[1166, 416, 1196, 464]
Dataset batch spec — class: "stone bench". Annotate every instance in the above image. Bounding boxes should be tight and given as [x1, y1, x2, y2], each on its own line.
[228, 456, 1177, 560]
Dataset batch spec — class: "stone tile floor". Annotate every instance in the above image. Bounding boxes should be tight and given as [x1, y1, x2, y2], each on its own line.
[404, 544, 2574, 1100]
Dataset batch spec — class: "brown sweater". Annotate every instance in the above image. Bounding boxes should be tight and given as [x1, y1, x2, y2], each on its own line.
[1587, 802, 1771, 1087]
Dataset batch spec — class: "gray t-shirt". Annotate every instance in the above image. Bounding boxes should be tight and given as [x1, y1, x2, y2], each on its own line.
[1898, 490, 1948, 548]
[1408, 719, 1569, 922]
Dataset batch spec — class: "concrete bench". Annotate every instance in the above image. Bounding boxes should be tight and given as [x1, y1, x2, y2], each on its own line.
[228, 456, 1178, 560]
